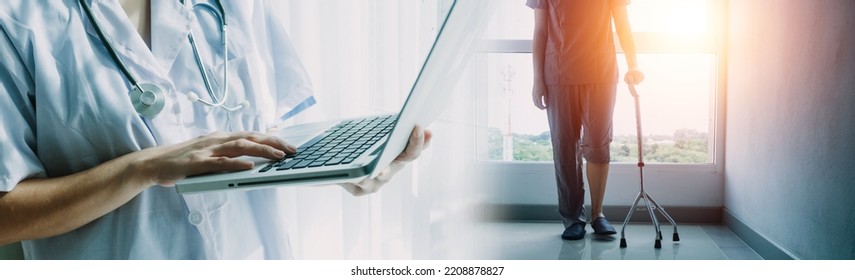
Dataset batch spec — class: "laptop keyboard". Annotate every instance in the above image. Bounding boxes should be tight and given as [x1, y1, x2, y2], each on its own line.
[259, 115, 397, 173]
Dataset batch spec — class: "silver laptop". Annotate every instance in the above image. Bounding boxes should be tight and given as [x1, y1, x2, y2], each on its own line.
[175, 0, 493, 194]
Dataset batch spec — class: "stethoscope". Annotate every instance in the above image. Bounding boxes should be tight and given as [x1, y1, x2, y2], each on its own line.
[79, 0, 246, 118]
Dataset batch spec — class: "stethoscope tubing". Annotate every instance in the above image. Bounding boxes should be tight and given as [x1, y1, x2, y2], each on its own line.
[186, 2, 242, 111]
[78, 0, 142, 91]
[78, 0, 243, 117]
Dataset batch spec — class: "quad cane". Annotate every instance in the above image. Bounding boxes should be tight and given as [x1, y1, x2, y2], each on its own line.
[618, 84, 680, 249]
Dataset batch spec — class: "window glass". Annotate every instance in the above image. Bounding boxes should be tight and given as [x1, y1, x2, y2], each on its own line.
[477, 0, 717, 164]
[478, 53, 715, 164]
[626, 0, 711, 33]
[483, 0, 534, 40]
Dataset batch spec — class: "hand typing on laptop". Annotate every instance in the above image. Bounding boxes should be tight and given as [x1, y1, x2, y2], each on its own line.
[132, 131, 299, 187]
[136, 126, 430, 192]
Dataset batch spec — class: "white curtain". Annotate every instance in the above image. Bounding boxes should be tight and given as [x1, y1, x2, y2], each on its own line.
[268, 0, 483, 259]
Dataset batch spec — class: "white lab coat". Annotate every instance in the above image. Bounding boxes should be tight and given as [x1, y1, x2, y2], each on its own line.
[0, 0, 315, 259]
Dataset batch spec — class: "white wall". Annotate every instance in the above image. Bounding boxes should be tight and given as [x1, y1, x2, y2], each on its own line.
[725, 0, 855, 259]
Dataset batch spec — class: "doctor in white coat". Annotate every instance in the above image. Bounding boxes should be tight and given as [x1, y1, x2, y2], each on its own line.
[0, 0, 429, 259]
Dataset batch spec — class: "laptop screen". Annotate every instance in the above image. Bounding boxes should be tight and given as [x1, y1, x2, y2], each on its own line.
[370, 0, 495, 178]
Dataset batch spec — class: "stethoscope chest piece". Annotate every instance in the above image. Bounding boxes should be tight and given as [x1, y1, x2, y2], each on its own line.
[130, 83, 166, 118]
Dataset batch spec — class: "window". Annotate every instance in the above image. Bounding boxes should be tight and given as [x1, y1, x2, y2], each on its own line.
[474, 0, 727, 207]
[476, 0, 723, 165]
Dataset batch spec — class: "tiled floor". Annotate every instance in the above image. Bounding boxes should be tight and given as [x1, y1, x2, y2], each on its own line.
[452, 222, 762, 260]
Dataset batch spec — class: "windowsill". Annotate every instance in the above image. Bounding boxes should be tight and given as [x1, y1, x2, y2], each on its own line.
[475, 161, 720, 175]
[474, 161, 724, 207]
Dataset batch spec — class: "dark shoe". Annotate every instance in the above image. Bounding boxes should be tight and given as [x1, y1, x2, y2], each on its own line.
[592, 217, 617, 235]
[561, 223, 586, 240]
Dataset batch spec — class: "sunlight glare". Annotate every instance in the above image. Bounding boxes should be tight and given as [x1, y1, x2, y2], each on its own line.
[629, 0, 709, 33]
